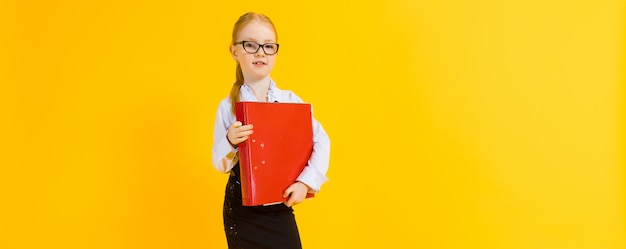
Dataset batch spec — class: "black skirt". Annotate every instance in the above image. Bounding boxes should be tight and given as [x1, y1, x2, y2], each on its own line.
[223, 164, 302, 249]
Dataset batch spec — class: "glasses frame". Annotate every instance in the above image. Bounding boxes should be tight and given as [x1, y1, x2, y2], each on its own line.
[235, 41, 280, 55]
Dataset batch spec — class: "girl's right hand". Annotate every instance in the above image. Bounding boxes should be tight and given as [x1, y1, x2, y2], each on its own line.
[227, 121, 253, 147]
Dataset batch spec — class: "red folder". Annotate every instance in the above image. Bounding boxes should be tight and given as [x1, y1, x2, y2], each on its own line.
[235, 102, 314, 206]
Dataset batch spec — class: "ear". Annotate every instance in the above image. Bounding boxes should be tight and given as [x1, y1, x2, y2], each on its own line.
[229, 44, 238, 61]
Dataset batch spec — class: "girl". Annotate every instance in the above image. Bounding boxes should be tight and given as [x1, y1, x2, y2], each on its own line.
[211, 12, 331, 249]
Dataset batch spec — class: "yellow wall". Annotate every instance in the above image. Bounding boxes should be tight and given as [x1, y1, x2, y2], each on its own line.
[1, 1, 624, 248]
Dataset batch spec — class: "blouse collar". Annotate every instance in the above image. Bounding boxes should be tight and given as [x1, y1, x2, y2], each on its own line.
[240, 79, 281, 102]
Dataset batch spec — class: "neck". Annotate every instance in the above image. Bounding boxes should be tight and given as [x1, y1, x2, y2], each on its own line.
[244, 76, 271, 102]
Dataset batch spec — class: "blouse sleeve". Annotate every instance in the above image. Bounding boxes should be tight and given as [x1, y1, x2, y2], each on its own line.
[212, 99, 238, 173]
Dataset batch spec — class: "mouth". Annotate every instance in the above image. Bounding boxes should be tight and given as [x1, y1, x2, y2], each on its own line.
[252, 61, 267, 65]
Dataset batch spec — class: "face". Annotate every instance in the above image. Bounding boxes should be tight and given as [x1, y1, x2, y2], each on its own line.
[230, 20, 278, 83]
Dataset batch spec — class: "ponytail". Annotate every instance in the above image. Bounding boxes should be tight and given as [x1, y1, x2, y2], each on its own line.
[229, 63, 245, 114]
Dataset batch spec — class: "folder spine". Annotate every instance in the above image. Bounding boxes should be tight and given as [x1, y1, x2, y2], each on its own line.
[235, 104, 254, 206]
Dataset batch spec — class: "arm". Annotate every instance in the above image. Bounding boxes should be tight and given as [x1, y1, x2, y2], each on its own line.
[284, 117, 330, 207]
[212, 100, 238, 173]
[296, 117, 330, 193]
[212, 100, 255, 173]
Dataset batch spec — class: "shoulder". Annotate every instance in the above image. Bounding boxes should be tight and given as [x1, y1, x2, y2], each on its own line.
[218, 96, 232, 107]
[216, 96, 233, 116]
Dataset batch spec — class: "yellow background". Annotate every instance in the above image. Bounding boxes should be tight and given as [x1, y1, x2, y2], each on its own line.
[1, 0, 624, 248]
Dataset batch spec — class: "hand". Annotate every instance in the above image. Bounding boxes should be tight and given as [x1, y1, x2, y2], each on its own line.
[283, 182, 310, 207]
[227, 121, 253, 147]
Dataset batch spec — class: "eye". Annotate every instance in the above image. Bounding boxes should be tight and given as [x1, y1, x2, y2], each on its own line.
[263, 44, 277, 50]
[244, 42, 258, 49]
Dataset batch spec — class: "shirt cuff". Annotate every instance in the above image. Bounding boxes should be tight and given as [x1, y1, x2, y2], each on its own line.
[296, 165, 329, 193]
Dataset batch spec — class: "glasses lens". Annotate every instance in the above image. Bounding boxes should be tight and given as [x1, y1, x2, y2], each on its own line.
[262, 44, 278, 55]
[242, 41, 259, 53]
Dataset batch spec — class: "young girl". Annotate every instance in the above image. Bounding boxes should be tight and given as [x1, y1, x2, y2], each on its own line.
[211, 12, 331, 249]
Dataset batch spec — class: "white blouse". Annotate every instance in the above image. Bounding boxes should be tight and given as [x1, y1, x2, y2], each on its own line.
[211, 80, 330, 193]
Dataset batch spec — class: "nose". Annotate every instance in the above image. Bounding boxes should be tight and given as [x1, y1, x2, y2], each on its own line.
[254, 48, 266, 57]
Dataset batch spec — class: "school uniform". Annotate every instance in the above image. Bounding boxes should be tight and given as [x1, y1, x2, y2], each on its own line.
[212, 79, 330, 249]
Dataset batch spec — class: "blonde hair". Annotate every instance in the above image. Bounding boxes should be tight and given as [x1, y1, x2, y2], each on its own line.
[229, 12, 278, 114]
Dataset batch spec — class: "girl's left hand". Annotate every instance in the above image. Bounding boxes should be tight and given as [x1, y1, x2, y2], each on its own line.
[283, 182, 310, 207]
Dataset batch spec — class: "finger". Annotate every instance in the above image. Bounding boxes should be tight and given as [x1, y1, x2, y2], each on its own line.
[283, 186, 294, 198]
[284, 196, 295, 207]
[233, 128, 253, 135]
[229, 129, 252, 143]
[232, 121, 242, 128]
[233, 136, 249, 144]
[234, 125, 253, 133]
[238, 130, 253, 136]
[233, 124, 253, 133]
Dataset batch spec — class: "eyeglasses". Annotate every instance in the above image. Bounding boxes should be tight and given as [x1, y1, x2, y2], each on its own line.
[235, 41, 280, 55]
